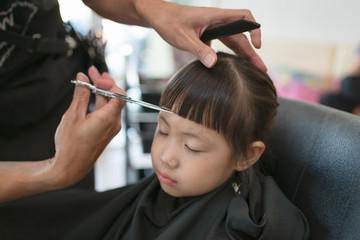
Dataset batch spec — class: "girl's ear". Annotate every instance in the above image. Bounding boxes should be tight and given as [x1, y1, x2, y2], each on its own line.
[234, 141, 265, 171]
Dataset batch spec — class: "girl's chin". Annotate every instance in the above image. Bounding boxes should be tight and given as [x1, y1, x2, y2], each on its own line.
[159, 183, 183, 197]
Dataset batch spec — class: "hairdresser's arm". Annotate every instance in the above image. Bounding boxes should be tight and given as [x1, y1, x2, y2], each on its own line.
[83, 0, 266, 71]
[0, 72, 124, 203]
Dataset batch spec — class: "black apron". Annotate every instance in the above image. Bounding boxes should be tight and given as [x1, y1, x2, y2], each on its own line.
[0, 174, 310, 239]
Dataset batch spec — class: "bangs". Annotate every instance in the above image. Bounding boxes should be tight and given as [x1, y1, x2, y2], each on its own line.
[160, 59, 247, 150]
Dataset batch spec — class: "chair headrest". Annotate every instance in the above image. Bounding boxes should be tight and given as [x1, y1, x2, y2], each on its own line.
[261, 97, 360, 239]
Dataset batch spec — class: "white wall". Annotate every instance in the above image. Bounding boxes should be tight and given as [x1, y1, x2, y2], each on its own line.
[215, 0, 360, 44]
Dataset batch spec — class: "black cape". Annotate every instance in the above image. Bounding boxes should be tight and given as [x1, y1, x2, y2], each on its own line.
[0, 174, 310, 239]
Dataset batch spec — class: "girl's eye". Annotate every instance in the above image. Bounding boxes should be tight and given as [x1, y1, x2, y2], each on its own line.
[158, 130, 168, 136]
[185, 145, 200, 153]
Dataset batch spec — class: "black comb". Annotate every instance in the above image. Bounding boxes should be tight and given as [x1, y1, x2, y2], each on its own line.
[200, 19, 260, 42]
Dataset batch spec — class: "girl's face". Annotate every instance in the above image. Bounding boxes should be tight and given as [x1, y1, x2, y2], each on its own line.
[151, 112, 238, 197]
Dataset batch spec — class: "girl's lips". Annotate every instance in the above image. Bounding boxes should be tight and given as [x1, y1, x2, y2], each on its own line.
[157, 171, 177, 185]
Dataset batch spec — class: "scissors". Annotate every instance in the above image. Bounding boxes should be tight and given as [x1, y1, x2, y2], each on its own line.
[71, 80, 172, 113]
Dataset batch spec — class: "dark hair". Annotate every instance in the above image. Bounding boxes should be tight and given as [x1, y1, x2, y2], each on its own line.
[160, 52, 278, 179]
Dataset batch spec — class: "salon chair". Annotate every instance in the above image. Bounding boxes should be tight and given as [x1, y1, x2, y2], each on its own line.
[261, 97, 360, 240]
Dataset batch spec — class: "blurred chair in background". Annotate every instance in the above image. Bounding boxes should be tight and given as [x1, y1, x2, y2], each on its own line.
[261, 97, 360, 239]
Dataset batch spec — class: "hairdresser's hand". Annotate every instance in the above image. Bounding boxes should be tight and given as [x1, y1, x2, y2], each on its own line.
[84, 0, 266, 70]
[50, 71, 125, 187]
[136, 0, 267, 71]
[0, 71, 124, 202]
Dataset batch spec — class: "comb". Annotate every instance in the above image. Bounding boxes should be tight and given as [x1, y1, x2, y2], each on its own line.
[200, 19, 260, 42]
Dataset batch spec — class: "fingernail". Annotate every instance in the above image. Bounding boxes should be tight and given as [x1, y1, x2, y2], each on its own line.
[90, 65, 98, 72]
[204, 54, 215, 68]
[76, 72, 85, 81]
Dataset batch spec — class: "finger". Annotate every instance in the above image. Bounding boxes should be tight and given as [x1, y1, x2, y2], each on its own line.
[94, 72, 117, 91]
[250, 28, 261, 49]
[220, 34, 267, 72]
[88, 65, 101, 84]
[88, 104, 123, 142]
[69, 72, 91, 117]
[94, 72, 127, 96]
[92, 84, 125, 128]
[235, 9, 262, 49]
[187, 37, 218, 68]
[184, 8, 263, 68]
[101, 96, 125, 121]
[203, 9, 262, 50]
[88, 66, 109, 109]
[249, 54, 267, 72]
[101, 73, 126, 114]
[201, 46, 217, 68]
[107, 81, 126, 112]
[95, 74, 127, 110]
[101, 72, 113, 81]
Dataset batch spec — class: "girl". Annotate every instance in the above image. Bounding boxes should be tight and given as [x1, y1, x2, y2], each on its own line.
[0, 52, 309, 239]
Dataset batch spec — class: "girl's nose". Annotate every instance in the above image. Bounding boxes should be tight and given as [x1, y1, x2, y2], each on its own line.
[160, 145, 179, 169]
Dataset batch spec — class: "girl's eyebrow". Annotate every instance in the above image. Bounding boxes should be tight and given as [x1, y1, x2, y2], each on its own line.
[158, 114, 169, 126]
[181, 131, 213, 147]
[159, 114, 212, 144]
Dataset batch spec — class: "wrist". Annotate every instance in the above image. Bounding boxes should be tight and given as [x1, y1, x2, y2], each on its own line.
[0, 159, 66, 202]
[41, 158, 68, 190]
[27, 157, 70, 192]
[36, 151, 88, 191]
[134, 0, 167, 28]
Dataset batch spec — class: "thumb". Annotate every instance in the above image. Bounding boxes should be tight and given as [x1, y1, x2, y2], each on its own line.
[70, 72, 91, 115]
[192, 40, 218, 68]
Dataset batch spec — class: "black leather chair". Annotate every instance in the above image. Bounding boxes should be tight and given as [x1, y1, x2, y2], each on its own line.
[261, 98, 360, 240]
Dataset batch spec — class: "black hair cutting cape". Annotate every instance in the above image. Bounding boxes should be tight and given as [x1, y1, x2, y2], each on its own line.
[0, 174, 310, 239]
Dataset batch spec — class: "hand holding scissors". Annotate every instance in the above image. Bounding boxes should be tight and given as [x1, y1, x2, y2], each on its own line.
[71, 80, 172, 114]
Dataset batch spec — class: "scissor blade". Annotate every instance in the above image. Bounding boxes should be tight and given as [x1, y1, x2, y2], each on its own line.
[111, 91, 172, 113]
[71, 80, 172, 114]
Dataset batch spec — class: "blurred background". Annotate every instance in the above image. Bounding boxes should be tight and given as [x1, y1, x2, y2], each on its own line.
[58, 0, 360, 191]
